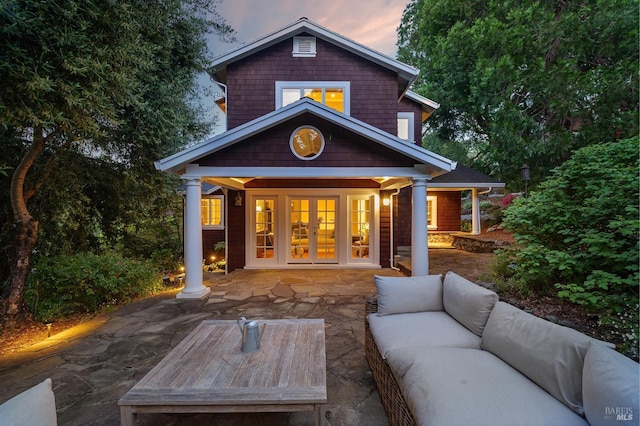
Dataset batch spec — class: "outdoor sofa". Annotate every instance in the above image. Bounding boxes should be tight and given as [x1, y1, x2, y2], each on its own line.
[365, 271, 639, 426]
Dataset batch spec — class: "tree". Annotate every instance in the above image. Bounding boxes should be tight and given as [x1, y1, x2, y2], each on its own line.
[397, 0, 639, 187]
[500, 137, 639, 356]
[0, 0, 233, 326]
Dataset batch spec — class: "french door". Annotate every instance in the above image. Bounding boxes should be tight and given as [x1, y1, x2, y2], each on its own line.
[289, 197, 337, 263]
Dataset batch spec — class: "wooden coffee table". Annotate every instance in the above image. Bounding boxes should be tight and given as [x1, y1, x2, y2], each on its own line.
[119, 319, 327, 425]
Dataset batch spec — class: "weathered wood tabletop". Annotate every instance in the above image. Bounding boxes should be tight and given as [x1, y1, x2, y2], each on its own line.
[118, 318, 327, 425]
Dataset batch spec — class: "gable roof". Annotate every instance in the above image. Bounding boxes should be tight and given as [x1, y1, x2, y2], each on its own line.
[155, 98, 456, 177]
[429, 164, 505, 189]
[209, 17, 419, 98]
[405, 90, 441, 121]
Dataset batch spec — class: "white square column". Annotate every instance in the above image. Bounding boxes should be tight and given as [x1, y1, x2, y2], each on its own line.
[411, 178, 429, 276]
[178, 177, 210, 299]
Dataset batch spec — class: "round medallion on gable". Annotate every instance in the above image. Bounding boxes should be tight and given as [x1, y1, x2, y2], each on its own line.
[290, 126, 325, 160]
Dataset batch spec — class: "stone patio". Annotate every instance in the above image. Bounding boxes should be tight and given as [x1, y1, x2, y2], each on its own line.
[0, 250, 494, 425]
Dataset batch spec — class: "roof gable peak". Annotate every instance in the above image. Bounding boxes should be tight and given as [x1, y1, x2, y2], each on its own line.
[209, 18, 418, 95]
[155, 98, 455, 176]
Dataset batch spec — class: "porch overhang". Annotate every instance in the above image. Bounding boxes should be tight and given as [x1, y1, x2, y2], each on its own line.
[187, 166, 437, 191]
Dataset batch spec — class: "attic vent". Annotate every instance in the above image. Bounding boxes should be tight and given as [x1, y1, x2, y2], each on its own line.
[293, 36, 316, 57]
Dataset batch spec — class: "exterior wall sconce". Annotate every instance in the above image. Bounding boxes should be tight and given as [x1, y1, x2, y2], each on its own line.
[382, 198, 390, 206]
[234, 192, 243, 207]
[521, 164, 530, 199]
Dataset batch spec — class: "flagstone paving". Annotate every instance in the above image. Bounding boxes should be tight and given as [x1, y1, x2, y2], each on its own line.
[0, 250, 494, 425]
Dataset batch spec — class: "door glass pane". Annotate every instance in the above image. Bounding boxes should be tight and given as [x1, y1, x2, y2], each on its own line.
[351, 199, 370, 259]
[316, 199, 336, 260]
[256, 199, 275, 259]
[290, 199, 309, 259]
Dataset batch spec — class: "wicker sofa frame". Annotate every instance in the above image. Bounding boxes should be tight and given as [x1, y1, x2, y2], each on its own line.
[365, 296, 417, 426]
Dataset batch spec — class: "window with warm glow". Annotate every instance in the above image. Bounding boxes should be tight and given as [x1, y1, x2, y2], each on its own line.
[427, 196, 437, 229]
[276, 81, 350, 114]
[201, 196, 223, 228]
[350, 198, 371, 259]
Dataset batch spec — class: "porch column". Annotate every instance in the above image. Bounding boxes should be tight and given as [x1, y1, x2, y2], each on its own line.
[411, 178, 429, 276]
[471, 188, 481, 235]
[178, 177, 210, 299]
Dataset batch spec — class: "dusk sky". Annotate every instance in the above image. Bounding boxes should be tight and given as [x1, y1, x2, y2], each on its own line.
[211, 0, 411, 58]
[201, 0, 411, 138]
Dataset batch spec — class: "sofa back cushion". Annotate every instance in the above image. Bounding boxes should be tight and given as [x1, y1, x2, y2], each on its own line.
[442, 271, 498, 336]
[375, 275, 443, 316]
[482, 301, 602, 415]
[582, 341, 639, 426]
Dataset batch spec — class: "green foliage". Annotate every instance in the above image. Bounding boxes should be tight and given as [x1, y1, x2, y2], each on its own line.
[25, 252, 164, 322]
[0, 1, 234, 314]
[150, 248, 182, 273]
[214, 241, 226, 253]
[398, 0, 639, 188]
[499, 137, 639, 353]
[491, 250, 534, 297]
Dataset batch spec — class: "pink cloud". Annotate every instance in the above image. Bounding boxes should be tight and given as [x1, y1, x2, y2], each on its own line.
[214, 0, 408, 56]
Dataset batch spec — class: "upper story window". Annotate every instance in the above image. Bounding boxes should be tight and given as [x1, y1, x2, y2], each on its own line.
[293, 36, 316, 57]
[276, 81, 350, 114]
[201, 196, 224, 229]
[397, 112, 415, 142]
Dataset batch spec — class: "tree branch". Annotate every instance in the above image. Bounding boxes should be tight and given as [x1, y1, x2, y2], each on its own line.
[10, 126, 46, 222]
[23, 136, 74, 202]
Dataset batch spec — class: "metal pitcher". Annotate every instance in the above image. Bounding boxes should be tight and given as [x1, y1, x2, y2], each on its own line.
[237, 317, 266, 353]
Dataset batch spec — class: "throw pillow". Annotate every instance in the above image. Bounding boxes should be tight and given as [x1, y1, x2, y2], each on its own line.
[0, 378, 57, 426]
[442, 271, 498, 336]
[375, 274, 443, 316]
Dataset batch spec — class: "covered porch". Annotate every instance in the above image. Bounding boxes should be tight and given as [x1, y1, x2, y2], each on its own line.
[156, 99, 457, 299]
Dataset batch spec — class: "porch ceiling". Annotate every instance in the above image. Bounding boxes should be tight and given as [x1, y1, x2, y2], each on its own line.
[202, 176, 412, 191]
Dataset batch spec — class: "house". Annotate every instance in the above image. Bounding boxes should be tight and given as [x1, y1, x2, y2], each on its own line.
[156, 18, 503, 298]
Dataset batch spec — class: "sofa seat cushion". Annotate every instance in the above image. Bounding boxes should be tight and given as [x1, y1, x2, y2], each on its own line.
[442, 271, 498, 336]
[481, 301, 611, 415]
[367, 312, 481, 358]
[386, 347, 588, 426]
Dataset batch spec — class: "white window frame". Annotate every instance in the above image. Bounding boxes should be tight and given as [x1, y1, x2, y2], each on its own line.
[275, 81, 350, 115]
[397, 112, 415, 142]
[427, 195, 437, 230]
[293, 36, 317, 57]
[201, 195, 224, 230]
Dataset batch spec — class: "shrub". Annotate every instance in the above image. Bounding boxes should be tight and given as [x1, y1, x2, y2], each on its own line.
[499, 137, 639, 356]
[150, 248, 182, 272]
[500, 193, 519, 208]
[25, 252, 163, 322]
